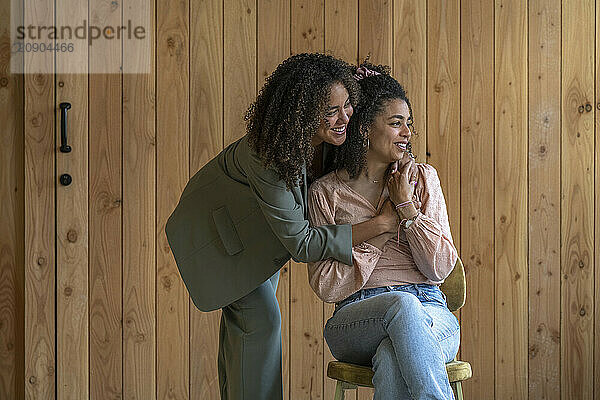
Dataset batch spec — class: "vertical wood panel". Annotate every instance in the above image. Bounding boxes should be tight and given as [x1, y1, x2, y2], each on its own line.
[24, 0, 55, 397]
[459, 0, 495, 398]
[257, 1, 290, 398]
[189, 0, 223, 399]
[427, 0, 462, 370]
[88, 0, 122, 398]
[561, 1, 595, 399]
[494, 1, 528, 398]
[157, 0, 190, 396]
[596, 1, 600, 396]
[191, 0, 224, 171]
[123, 0, 156, 398]
[292, 0, 324, 56]
[325, 0, 357, 64]
[324, 3, 357, 398]
[393, 0, 426, 160]
[224, 0, 256, 146]
[358, 0, 391, 65]
[290, 254, 325, 400]
[290, 1, 324, 398]
[427, 0, 460, 247]
[55, 0, 89, 395]
[0, 1, 24, 397]
[528, 1, 561, 399]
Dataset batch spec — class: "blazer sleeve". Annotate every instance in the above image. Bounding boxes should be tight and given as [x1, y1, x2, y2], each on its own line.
[243, 148, 353, 265]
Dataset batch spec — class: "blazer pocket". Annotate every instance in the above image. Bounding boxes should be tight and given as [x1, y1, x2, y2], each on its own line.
[212, 206, 244, 256]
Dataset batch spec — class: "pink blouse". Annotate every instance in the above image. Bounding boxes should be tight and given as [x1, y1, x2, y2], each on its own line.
[307, 163, 458, 303]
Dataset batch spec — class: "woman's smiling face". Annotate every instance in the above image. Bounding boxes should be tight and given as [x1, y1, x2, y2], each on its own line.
[313, 82, 354, 147]
[367, 98, 412, 163]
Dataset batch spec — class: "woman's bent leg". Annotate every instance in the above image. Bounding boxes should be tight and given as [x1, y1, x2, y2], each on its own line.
[325, 289, 459, 400]
[383, 292, 459, 399]
[217, 272, 282, 400]
[372, 337, 411, 399]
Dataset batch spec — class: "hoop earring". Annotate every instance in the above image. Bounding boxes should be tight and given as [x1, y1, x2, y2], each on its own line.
[366, 137, 370, 149]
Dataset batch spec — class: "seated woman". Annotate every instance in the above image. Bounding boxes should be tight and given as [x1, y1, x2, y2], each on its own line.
[307, 63, 460, 400]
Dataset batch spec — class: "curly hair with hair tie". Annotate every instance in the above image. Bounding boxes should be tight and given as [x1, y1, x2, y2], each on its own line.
[330, 62, 416, 179]
[245, 53, 360, 189]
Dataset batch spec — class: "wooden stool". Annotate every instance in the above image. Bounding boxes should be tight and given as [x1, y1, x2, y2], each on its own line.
[327, 359, 472, 399]
[326, 258, 472, 399]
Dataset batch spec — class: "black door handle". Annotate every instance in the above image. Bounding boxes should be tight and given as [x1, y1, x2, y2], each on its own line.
[59, 102, 71, 153]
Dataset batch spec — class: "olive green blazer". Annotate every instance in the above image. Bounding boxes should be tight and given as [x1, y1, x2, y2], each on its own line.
[165, 136, 352, 311]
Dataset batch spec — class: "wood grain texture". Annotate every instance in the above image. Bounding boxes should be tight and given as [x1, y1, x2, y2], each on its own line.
[426, 0, 460, 247]
[393, 0, 426, 161]
[87, 0, 121, 398]
[494, 1, 528, 398]
[291, 0, 324, 55]
[123, 0, 156, 398]
[290, 1, 325, 398]
[0, 1, 24, 397]
[122, 0, 157, 400]
[324, 3, 357, 397]
[191, 0, 223, 168]
[528, 1, 561, 399]
[561, 1, 595, 399]
[258, 0, 290, 81]
[257, 1, 290, 398]
[89, 77, 122, 399]
[24, 0, 55, 397]
[189, 1, 223, 399]
[596, 2, 600, 397]
[427, 0, 462, 368]
[290, 259, 324, 400]
[325, 0, 357, 64]
[157, 0, 190, 397]
[459, 1, 495, 398]
[224, 0, 256, 146]
[427, 2, 462, 361]
[56, 0, 89, 396]
[358, 0, 391, 65]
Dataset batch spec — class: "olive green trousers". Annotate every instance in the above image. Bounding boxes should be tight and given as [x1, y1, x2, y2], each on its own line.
[218, 272, 282, 400]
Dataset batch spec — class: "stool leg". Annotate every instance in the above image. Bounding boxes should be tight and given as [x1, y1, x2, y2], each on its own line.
[451, 381, 463, 400]
[334, 381, 345, 400]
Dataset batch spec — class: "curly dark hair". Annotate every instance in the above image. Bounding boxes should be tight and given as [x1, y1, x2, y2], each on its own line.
[330, 62, 416, 179]
[245, 53, 360, 188]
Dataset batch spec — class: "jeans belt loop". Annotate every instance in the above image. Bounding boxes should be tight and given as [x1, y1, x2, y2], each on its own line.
[414, 284, 421, 296]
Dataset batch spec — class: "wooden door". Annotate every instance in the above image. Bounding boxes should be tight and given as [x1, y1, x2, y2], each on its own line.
[22, 0, 155, 398]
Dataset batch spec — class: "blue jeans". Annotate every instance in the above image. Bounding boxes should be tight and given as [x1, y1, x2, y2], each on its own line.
[324, 284, 460, 400]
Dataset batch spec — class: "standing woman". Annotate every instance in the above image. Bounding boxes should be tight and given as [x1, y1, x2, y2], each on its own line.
[165, 53, 399, 400]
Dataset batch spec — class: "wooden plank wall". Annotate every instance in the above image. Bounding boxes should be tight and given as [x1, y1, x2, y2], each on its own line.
[4, 0, 600, 399]
[0, 1, 24, 399]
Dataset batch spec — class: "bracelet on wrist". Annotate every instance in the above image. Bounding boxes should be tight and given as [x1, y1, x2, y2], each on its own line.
[399, 212, 419, 230]
[395, 200, 413, 211]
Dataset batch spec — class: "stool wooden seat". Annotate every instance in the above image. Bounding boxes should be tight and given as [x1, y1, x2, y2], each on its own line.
[326, 258, 472, 399]
[327, 360, 472, 399]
